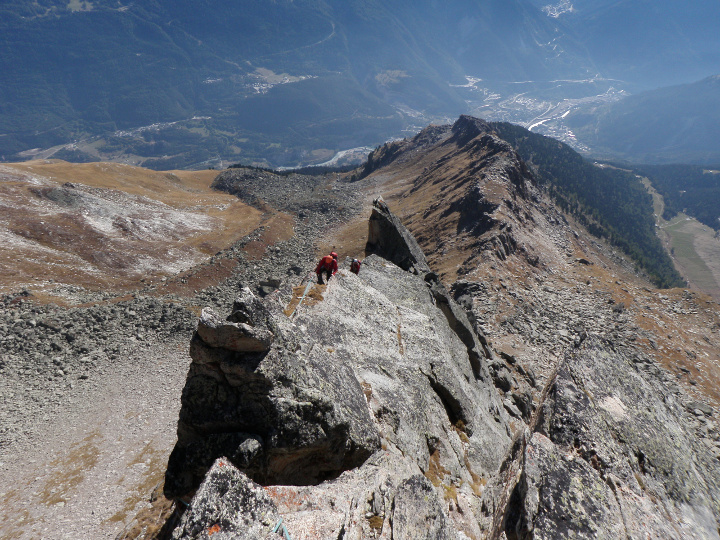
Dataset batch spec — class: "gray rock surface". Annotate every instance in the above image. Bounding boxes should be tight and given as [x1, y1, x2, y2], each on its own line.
[503, 337, 720, 539]
[171, 458, 279, 540]
[165, 203, 514, 537]
[165, 284, 381, 496]
[166, 191, 720, 539]
[196, 307, 274, 352]
[366, 196, 432, 275]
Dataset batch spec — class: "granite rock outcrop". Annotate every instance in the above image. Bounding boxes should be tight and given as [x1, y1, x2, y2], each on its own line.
[166, 200, 514, 538]
[163, 119, 720, 538]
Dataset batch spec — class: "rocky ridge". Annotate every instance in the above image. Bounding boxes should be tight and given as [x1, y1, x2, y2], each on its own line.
[163, 196, 720, 538]
[166, 200, 514, 538]
[355, 116, 720, 537]
[2, 115, 720, 538]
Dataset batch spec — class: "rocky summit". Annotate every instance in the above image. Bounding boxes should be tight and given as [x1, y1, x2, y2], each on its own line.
[164, 197, 720, 538]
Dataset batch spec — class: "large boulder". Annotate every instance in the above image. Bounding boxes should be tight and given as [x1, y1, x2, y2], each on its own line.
[503, 337, 720, 539]
[164, 203, 514, 537]
[196, 307, 274, 353]
[171, 458, 279, 540]
[165, 287, 380, 498]
[366, 196, 432, 275]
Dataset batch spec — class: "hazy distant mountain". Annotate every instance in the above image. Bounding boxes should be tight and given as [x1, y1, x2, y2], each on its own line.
[1, 0, 718, 168]
[0, 0, 596, 167]
[533, 0, 720, 90]
[567, 75, 720, 165]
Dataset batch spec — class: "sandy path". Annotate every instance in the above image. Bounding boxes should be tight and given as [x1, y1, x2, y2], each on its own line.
[0, 335, 190, 540]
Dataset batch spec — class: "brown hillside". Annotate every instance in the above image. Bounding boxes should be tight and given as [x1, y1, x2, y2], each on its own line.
[0, 160, 264, 297]
[325, 118, 720, 413]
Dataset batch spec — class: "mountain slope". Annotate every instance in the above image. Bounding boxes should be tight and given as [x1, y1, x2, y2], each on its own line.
[356, 116, 683, 287]
[567, 75, 720, 165]
[0, 161, 258, 294]
[533, 0, 720, 89]
[0, 0, 596, 167]
[337, 116, 720, 413]
[2, 116, 720, 537]
[164, 192, 720, 537]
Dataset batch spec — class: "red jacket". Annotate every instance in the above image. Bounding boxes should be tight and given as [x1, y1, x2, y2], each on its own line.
[315, 255, 338, 275]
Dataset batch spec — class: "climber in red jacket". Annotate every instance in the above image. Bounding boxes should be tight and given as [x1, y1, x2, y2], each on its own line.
[315, 252, 339, 284]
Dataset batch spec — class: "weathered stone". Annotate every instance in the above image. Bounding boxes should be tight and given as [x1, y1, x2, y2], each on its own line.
[515, 338, 720, 538]
[165, 202, 512, 535]
[227, 287, 270, 326]
[196, 307, 273, 352]
[365, 197, 432, 275]
[687, 401, 714, 416]
[506, 433, 627, 540]
[171, 458, 279, 540]
[390, 475, 454, 540]
[166, 294, 381, 497]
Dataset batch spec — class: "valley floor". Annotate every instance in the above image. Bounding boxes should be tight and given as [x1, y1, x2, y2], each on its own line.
[642, 177, 720, 301]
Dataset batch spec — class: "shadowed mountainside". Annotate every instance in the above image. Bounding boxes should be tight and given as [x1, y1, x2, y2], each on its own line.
[567, 75, 720, 165]
[0, 0, 595, 168]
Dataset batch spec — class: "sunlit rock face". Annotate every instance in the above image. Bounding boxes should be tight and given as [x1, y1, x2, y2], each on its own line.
[166, 200, 513, 538]
[166, 198, 720, 539]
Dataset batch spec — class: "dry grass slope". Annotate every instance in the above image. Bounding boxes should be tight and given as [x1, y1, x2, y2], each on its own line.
[0, 160, 263, 297]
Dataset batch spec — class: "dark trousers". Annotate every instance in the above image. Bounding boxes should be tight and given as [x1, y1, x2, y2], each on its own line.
[317, 269, 332, 284]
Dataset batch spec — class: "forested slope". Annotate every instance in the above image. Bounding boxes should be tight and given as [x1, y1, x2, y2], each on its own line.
[632, 164, 720, 230]
[491, 122, 684, 288]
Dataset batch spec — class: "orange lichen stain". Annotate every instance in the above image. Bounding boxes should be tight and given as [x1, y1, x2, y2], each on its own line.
[208, 523, 222, 535]
[368, 515, 384, 530]
[263, 486, 313, 512]
[361, 381, 373, 403]
[303, 284, 326, 307]
[284, 284, 309, 317]
[283, 283, 325, 317]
